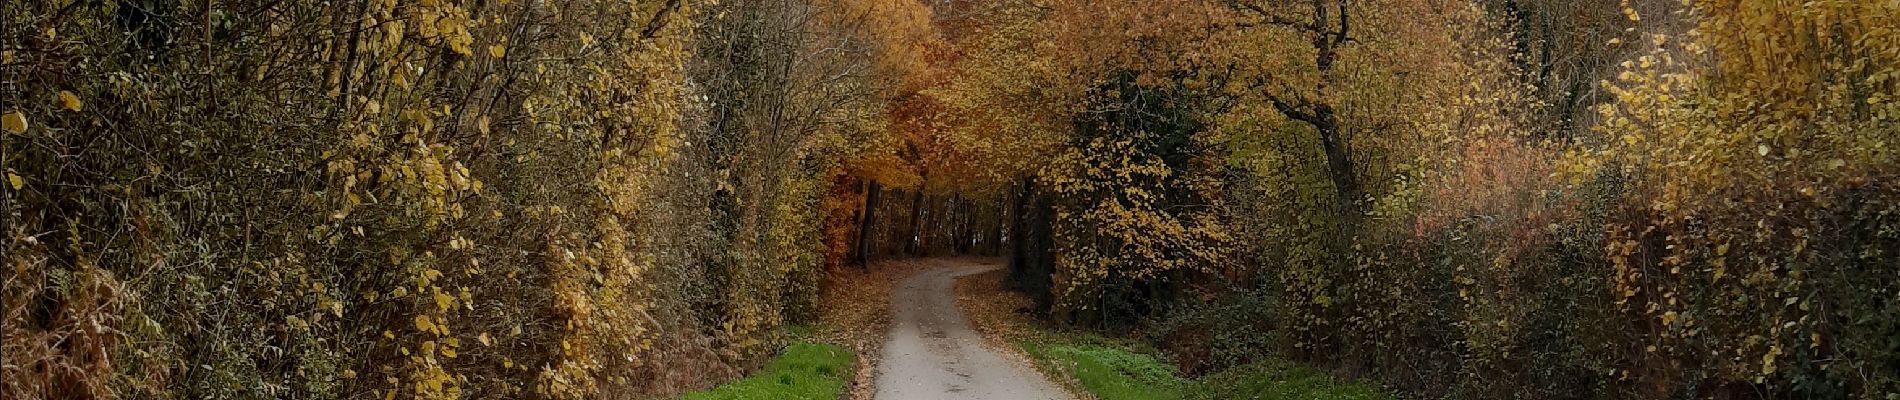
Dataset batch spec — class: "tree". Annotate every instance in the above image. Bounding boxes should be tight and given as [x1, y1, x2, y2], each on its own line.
[1222, 0, 1363, 222]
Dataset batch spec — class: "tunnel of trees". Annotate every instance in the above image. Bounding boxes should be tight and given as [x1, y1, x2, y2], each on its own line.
[4, 0, 1897, 399]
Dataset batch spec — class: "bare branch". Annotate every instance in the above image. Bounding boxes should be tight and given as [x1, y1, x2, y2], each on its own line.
[640, 0, 682, 39]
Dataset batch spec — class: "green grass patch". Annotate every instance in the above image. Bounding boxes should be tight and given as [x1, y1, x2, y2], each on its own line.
[1014, 328, 1392, 400]
[1185, 359, 1393, 400]
[1021, 338, 1186, 400]
[679, 342, 854, 400]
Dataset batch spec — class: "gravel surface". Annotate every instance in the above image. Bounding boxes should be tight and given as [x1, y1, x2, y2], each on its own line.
[873, 261, 1072, 400]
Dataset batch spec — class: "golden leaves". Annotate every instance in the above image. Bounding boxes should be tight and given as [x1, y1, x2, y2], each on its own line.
[2, 111, 25, 134]
[1569, 1, 1898, 391]
[413, 1, 475, 55]
[0, 0, 714, 398]
[57, 91, 82, 112]
[434, 290, 455, 312]
[1761, 344, 1782, 377]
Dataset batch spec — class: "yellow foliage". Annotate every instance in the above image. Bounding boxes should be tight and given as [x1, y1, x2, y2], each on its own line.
[57, 91, 82, 112]
[1, 111, 25, 134]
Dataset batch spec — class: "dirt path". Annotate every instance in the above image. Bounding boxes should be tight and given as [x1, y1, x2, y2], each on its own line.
[873, 260, 1071, 400]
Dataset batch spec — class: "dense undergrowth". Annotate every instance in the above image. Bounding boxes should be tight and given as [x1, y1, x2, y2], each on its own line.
[2, 0, 941, 398]
[962, 1, 1900, 399]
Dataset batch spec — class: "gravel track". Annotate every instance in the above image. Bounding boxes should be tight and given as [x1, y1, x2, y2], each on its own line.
[873, 260, 1071, 400]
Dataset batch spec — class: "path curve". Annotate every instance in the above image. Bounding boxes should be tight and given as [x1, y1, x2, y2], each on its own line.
[874, 260, 1071, 400]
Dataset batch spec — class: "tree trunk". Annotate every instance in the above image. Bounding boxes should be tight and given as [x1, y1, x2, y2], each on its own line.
[1005, 177, 1056, 315]
[1007, 178, 1032, 287]
[1313, 105, 1361, 223]
[855, 180, 881, 268]
[949, 193, 966, 255]
[992, 190, 1009, 256]
[907, 172, 927, 256]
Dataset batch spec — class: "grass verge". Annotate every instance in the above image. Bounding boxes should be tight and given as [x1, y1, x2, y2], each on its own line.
[1185, 358, 1392, 400]
[955, 268, 1392, 400]
[679, 341, 854, 400]
[1017, 331, 1184, 400]
[1014, 328, 1393, 400]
